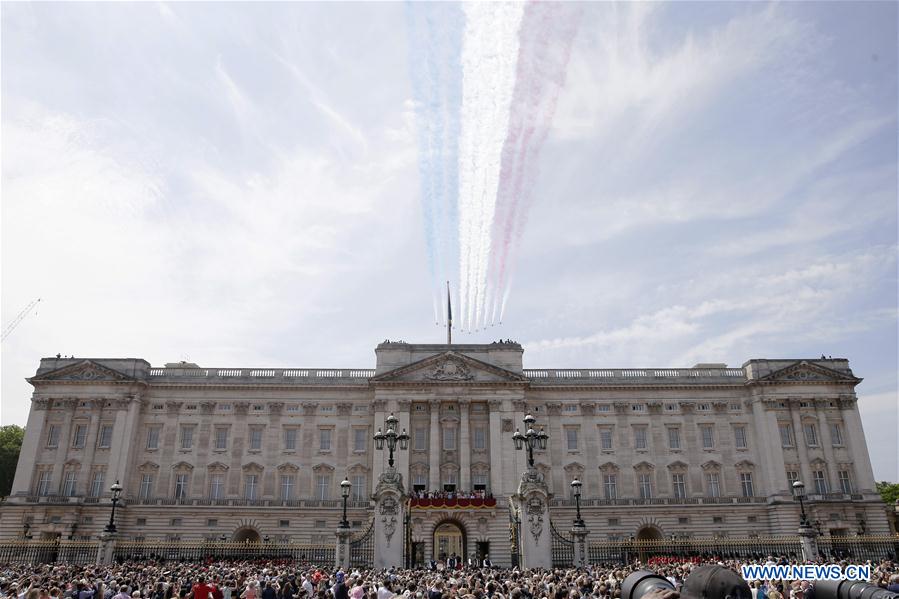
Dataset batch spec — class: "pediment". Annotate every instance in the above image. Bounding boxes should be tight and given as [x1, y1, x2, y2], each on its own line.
[757, 361, 860, 385]
[29, 360, 137, 384]
[207, 462, 229, 471]
[370, 351, 528, 384]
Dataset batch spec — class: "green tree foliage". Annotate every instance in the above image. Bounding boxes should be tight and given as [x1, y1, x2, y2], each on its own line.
[876, 481, 899, 505]
[0, 425, 25, 497]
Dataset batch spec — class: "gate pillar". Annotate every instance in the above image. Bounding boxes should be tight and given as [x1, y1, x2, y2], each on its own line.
[96, 531, 116, 565]
[373, 468, 406, 569]
[511, 468, 552, 569]
[335, 527, 352, 570]
[571, 524, 589, 568]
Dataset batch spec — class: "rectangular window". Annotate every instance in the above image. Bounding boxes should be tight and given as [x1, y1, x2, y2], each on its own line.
[413, 474, 427, 491]
[214, 428, 229, 450]
[600, 429, 613, 450]
[639, 474, 653, 499]
[838, 470, 852, 494]
[249, 428, 263, 451]
[672, 473, 686, 499]
[89, 470, 105, 498]
[97, 425, 113, 449]
[786, 470, 800, 487]
[319, 429, 331, 451]
[634, 428, 647, 450]
[803, 423, 818, 447]
[280, 475, 295, 500]
[779, 424, 795, 447]
[604, 474, 617, 500]
[146, 427, 161, 450]
[353, 428, 367, 452]
[245, 474, 259, 500]
[174, 473, 189, 499]
[740, 472, 754, 497]
[473, 473, 488, 491]
[63, 470, 77, 496]
[668, 427, 681, 450]
[180, 426, 194, 450]
[706, 473, 720, 498]
[210, 474, 225, 499]
[830, 423, 843, 446]
[72, 425, 87, 448]
[283, 428, 297, 451]
[473, 428, 486, 450]
[140, 474, 154, 499]
[37, 470, 52, 496]
[47, 425, 60, 448]
[414, 428, 427, 451]
[566, 428, 578, 451]
[316, 475, 330, 500]
[352, 474, 366, 501]
[813, 470, 827, 494]
[701, 425, 715, 449]
[443, 427, 457, 451]
[734, 426, 747, 449]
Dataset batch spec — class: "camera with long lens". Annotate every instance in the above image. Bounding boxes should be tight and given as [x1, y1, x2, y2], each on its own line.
[623, 567, 899, 599]
[815, 579, 899, 599]
[623, 566, 752, 599]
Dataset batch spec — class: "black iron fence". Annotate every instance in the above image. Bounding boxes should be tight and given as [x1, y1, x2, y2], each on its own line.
[550, 521, 575, 567]
[113, 541, 333, 563]
[588, 535, 899, 564]
[349, 520, 374, 569]
[0, 540, 97, 565]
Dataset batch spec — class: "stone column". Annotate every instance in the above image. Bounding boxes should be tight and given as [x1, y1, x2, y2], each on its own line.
[108, 396, 142, 488]
[581, 404, 600, 497]
[513, 469, 552, 569]
[96, 531, 116, 565]
[546, 403, 564, 495]
[79, 406, 100, 495]
[798, 523, 819, 561]
[429, 401, 440, 491]
[459, 400, 471, 491]
[815, 400, 840, 493]
[371, 400, 387, 489]
[753, 399, 789, 496]
[790, 402, 813, 487]
[11, 398, 49, 496]
[570, 524, 590, 568]
[373, 469, 406, 569]
[51, 399, 77, 492]
[334, 527, 352, 570]
[488, 400, 503, 495]
[839, 397, 876, 493]
[397, 401, 412, 487]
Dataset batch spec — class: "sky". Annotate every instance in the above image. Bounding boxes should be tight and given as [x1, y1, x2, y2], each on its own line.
[2, 2, 896, 480]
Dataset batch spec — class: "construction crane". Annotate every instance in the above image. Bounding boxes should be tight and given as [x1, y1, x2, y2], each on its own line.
[1, 297, 41, 342]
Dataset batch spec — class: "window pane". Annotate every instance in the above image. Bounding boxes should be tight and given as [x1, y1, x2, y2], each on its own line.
[443, 428, 457, 451]
[706, 473, 720, 498]
[701, 426, 714, 449]
[779, 424, 794, 447]
[734, 426, 747, 449]
[635, 428, 647, 449]
[354, 429, 366, 452]
[98, 425, 113, 448]
[804, 424, 818, 447]
[604, 474, 617, 500]
[668, 428, 680, 449]
[566, 429, 578, 451]
[830, 423, 843, 446]
[320, 430, 331, 451]
[284, 429, 297, 451]
[414, 428, 427, 451]
[250, 429, 263, 450]
[473, 428, 486, 450]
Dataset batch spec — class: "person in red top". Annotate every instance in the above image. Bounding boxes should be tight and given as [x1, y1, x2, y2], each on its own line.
[191, 577, 216, 599]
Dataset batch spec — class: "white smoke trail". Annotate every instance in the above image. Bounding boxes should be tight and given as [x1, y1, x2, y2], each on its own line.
[458, 2, 524, 331]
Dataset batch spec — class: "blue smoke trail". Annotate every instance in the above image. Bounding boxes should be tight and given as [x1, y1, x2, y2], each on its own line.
[406, 2, 463, 324]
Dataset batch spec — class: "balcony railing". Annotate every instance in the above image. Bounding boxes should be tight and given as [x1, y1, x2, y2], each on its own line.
[524, 368, 745, 383]
[148, 368, 375, 383]
[550, 496, 768, 507]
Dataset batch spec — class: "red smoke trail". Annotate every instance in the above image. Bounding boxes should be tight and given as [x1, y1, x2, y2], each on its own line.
[489, 1, 581, 322]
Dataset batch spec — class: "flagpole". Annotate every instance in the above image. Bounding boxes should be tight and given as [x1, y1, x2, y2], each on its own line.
[447, 281, 452, 345]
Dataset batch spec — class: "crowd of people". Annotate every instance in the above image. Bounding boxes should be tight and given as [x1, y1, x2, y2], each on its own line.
[0, 557, 896, 599]
[408, 490, 494, 501]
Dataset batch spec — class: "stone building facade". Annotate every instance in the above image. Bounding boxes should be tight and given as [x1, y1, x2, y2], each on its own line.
[2, 341, 889, 565]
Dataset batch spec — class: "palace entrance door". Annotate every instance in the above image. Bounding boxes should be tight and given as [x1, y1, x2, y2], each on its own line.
[434, 522, 465, 561]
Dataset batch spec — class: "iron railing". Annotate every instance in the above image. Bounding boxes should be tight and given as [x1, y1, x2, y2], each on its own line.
[550, 521, 575, 567]
[349, 520, 374, 569]
[587, 535, 899, 564]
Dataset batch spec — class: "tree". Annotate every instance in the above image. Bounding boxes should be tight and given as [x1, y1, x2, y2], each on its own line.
[0, 425, 25, 497]
[876, 481, 899, 505]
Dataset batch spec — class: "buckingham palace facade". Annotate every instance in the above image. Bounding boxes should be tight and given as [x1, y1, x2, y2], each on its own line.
[1, 340, 890, 563]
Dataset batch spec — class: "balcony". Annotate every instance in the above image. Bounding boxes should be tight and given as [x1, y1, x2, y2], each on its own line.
[409, 497, 497, 509]
[549, 496, 768, 507]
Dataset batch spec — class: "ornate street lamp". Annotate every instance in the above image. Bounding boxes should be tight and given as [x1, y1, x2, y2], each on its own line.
[104, 481, 123, 533]
[511, 414, 548, 468]
[373, 413, 409, 469]
[22, 522, 32, 540]
[792, 480, 808, 526]
[570, 478, 584, 527]
[219, 534, 227, 542]
[340, 476, 352, 529]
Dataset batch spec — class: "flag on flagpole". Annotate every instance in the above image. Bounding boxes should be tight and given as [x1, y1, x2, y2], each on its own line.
[447, 281, 452, 344]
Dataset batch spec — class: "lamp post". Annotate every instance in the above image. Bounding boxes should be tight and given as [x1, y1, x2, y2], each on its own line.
[22, 523, 32, 540]
[340, 476, 352, 529]
[373, 413, 409, 469]
[511, 414, 548, 468]
[792, 480, 809, 526]
[570, 478, 584, 527]
[104, 481, 123, 534]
